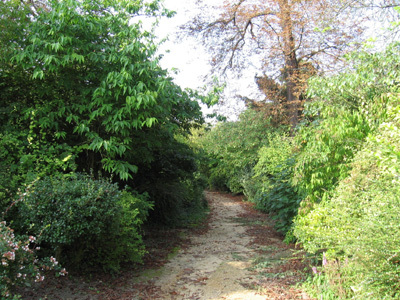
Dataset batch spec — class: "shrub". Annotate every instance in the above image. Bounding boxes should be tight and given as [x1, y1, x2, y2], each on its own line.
[294, 96, 400, 299]
[293, 104, 370, 207]
[200, 109, 275, 194]
[16, 173, 151, 272]
[250, 133, 302, 236]
[0, 221, 65, 299]
[147, 178, 207, 227]
[294, 44, 400, 208]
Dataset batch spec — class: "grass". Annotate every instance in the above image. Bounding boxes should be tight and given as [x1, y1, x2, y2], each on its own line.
[231, 252, 247, 261]
[167, 246, 181, 260]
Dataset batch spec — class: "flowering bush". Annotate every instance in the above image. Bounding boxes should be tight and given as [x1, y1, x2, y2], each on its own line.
[0, 221, 66, 299]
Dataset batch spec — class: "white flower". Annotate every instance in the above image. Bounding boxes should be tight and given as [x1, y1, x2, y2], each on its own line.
[59, 268, 68, 276]
[50, 256, 59, 266]
[3, 251, 15, 261]
[35, 274, 45, 282]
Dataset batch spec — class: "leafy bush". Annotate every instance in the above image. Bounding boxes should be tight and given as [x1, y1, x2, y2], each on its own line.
[16, 174, 151, 272]
[0, 130, 77, 215]
[0, 221, 65, 299]
[200, 109, 274, 194]
[249, 134, 301, 236]
[293, 49, 400, 298]
[147, 178, 207, 227]
[293, 104, 370, 208]
[0, 133, 28, 213]
[130, 132, 208, 226]
[293, 44, 400, 209]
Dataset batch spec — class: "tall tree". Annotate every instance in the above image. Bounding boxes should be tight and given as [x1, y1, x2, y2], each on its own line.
[0, 0, 203, 184]
[187, 0, 392, 128]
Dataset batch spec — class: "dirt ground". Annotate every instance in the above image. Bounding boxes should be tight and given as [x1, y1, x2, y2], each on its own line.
[19, 191, 312, 300]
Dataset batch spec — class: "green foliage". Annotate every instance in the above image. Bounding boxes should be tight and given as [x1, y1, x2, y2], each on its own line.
[293, 44, 400, 299]
[200, 109, 274, 194]
[253, 133, 293, 177]
[1, 0, 203, 182]
[295, 97, 400, 298]
[0, 133, 28, 212]
[293, 105, 370, 206]
[16, 174, 151, 272]
[0, 129, 77, 214]
[0, 0, 30, 60]
[146, 178, 207, 227]
[129, 130, 208, 226]
[307, 43, 400, 116]
[0, 0, 207, 240]
[249, 134, 301, 235]
[0, 221, 65, 299]
[293, 44, 400, 208]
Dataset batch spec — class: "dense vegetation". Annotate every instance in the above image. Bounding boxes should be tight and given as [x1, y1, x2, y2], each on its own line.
[198, 44, 400, 298]
[0, 0, 210, 297]
[1, 0, 399, 299]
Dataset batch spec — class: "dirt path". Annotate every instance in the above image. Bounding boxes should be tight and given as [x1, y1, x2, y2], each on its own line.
[20, 191, 311, 299]
[150, 191, 263, 299]
[133, 191, 311, 300]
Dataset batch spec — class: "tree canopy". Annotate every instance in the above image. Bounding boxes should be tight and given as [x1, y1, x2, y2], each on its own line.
[1, 0, 203, 182]
[186, 0, 396, 128]
[0, 0, 209, 279]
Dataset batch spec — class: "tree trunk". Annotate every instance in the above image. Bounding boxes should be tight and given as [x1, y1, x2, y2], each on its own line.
[279, 0, 299, 132]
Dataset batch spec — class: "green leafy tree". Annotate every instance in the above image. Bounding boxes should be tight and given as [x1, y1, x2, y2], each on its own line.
[293, 43, 400, 298]
[200, 109, 280, 194]
[0, 0, 211, 243]
[0, 0, 203, 198]
[7, 0, 183, 179]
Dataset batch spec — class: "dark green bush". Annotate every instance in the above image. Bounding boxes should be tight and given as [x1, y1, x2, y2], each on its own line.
[254, 162, 302, 237]
[132, 133, 208, 226]
[147, 178, 207, 227]
[17, 173, 152, 272]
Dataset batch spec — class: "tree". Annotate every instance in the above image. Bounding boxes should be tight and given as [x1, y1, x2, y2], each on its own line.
[0, 0, 206, 212]
[0, 0, 210, 277]
[187, 0, 391, 128]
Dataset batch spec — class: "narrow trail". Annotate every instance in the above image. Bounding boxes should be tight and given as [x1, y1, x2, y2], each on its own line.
[21, 191, 311, 299]
[134, 191, 311, 300]
[151, 191, 263, 299]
